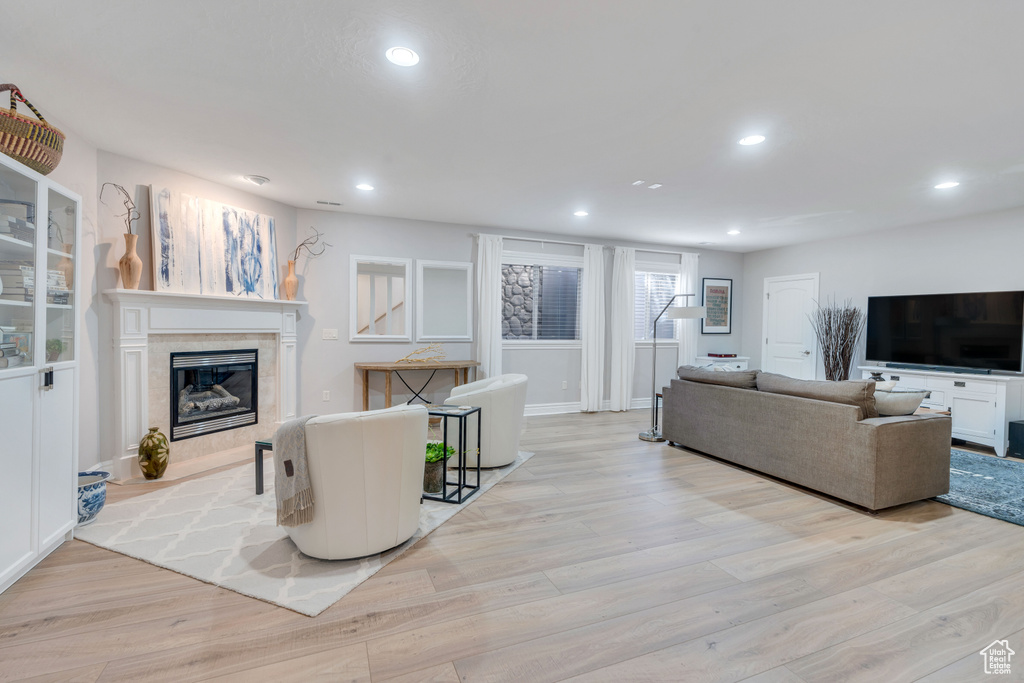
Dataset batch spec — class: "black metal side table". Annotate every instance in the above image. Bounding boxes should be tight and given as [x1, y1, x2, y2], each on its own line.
[422, 405, 481, 504]
[255, 439, 272, 494]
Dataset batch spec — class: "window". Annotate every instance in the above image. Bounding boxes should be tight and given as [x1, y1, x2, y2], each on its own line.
[635, 269, 680, 341]
[501, 263, 581, 340]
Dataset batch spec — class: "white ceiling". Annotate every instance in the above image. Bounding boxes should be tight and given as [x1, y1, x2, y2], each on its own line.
[3, 1, 1024, 252]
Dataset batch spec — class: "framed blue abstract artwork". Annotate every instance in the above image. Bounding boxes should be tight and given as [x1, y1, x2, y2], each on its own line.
[150, 186, 279, 299]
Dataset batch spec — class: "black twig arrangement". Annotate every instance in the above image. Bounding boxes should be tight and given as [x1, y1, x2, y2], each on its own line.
[99, 183, 140, 235]
[809, 298, 866, 381]
[291, 227, 332, 262]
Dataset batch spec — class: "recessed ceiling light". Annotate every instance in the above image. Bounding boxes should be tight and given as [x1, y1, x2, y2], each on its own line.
[738, 135, 766, 145]
[632, 180, 645, 186]
[573, 210, 589, 217]
[356, 183, 374, 191]
[385, 47, 419, 66]
[243, 175, 269, 186]
[727, 230, 741, 236]
[648, 183, 662, 189]
[934, 181, 960, 189]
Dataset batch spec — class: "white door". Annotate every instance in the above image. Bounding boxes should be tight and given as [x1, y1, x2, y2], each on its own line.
[762, 274, 819, 379]
[0, 373, 37, 590]
[37, 367, 76, 549]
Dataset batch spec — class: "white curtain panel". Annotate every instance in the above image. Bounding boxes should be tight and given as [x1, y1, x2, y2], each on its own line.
[476, 234, 503, 378]
[609, 246, 636, 411]
[679, 251, 700, 367]
[579, 244, 606, 412]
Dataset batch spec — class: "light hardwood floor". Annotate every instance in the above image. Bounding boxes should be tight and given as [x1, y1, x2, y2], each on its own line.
[2, 410, 1023, 682]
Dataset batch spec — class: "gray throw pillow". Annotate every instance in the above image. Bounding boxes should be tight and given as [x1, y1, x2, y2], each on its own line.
[756, 372, 878, 419]
[677, 365, 759, 390]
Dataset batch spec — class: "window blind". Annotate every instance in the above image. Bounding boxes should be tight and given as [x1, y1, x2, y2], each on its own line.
[634, 270, 680, 341]
[501, 263, 581, 340]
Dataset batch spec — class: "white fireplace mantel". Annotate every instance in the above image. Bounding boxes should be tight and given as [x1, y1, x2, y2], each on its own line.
[104, 289, 306, 480]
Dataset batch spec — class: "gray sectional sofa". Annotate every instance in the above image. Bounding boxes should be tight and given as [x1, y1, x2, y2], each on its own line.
[661, 367, 952, 510]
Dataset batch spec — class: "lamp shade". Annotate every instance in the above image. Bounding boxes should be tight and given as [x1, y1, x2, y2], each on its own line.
[661, 305, 706, 320]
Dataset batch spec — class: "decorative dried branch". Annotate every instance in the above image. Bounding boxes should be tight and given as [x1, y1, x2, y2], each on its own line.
[396, 343, 447, 364]
[291, 227, 332, 262]
[99, 182, 140, 235]
[809, 297, 866, 381]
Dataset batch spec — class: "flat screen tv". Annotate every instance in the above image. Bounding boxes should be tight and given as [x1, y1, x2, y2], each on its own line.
[866, 291, 1024, 373]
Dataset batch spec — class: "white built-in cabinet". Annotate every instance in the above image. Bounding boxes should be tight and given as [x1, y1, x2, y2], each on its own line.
[0, 153, 80, 593]
[859, 366, 1024, 457]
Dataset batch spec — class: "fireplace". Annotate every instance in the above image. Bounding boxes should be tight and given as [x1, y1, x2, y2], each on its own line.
[170, 349, 258, 441]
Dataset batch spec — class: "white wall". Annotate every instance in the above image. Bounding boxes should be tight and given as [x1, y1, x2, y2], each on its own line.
[293, 210, 476, 414]
[295, 213, 745, 414]
[740, 205, 1024, 373]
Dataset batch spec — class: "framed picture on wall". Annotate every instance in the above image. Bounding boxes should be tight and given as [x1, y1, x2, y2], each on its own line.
[701, 277, 732, 334]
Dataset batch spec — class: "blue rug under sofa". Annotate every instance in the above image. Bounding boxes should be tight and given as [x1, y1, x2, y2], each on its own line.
[934, 449, 1024, 525]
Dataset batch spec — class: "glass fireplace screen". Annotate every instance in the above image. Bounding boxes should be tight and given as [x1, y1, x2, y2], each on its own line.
[170, 349, 258, 441]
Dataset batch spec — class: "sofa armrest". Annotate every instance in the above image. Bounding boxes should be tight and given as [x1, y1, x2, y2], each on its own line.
[855, 413, 951, 508]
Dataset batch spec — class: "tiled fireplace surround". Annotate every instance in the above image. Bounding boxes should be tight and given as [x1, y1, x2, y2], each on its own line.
[105, 289, 304, 481]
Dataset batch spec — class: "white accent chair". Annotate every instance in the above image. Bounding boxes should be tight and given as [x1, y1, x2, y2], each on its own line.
[284, 404, 428, 560]
[443, 373, 528, 468]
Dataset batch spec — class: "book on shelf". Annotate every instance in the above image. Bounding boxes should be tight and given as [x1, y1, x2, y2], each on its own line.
[0, 354, 25, 368]
[0, 347, 21, 357]
[2, 332, 31, 355]
[0, 214, 35, 243]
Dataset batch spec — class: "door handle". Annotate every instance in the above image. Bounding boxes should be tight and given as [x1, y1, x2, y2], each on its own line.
[802, 350, 811, 356]
[40, 366, 54, 390]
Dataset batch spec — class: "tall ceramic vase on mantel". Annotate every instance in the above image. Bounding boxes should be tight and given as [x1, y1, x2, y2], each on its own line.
[119, 233, 143, 290]
[283, 259, 298, 300]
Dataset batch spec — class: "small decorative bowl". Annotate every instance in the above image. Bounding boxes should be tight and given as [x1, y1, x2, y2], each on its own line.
[77, 471, 111, 526]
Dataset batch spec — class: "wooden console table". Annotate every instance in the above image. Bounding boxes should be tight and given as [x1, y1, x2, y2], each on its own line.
[355, 360, 480, 411]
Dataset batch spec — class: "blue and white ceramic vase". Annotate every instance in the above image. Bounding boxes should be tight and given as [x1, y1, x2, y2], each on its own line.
[77, 471, 110, 526]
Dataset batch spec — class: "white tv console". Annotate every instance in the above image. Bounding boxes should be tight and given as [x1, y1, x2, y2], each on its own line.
[696, 356, 750, 371]
[858, 365, 1024, 457]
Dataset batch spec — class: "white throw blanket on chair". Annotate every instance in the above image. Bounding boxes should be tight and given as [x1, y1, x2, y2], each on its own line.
[273, 415, 315, 527]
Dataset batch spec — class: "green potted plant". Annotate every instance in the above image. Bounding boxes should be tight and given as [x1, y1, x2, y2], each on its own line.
[423, 442, 455, 494]
[45, 338, 63, 362]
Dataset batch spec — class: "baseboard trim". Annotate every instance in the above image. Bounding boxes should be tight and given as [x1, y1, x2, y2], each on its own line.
[524, 402, 582, 416]
[525, 397, 651, 416]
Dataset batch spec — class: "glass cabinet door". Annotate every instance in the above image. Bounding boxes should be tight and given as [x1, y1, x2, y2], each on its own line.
[45, 188, 75, 363]
[0, 163, 37, 368]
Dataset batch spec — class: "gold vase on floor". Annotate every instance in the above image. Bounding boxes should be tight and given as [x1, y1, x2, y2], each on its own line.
[283, 259, 298, 300]
[138, 427, 169, 480]
[119, 233, 143, 289]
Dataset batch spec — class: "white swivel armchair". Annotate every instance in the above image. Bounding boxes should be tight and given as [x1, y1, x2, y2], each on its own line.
[284, 404, 428, 560]
[443, 373, 528, 468]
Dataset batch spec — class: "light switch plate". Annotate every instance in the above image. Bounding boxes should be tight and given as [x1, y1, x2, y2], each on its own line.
[322, 328, 339, 340]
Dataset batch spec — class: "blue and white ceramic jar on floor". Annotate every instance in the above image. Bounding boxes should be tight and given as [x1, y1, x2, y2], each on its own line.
[77, 471, 110, 526]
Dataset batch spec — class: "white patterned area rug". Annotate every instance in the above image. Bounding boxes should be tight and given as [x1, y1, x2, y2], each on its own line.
[76, 452, 534, 617]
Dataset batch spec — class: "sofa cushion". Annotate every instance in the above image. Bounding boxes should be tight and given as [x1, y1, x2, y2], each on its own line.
[756, 372, 878, 419]
[677, 365, 758, 390]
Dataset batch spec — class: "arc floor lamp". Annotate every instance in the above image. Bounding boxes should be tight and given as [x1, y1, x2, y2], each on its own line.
[639, 293, 706, 442]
